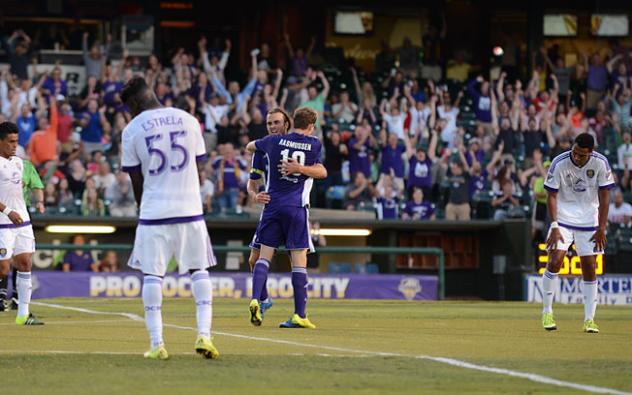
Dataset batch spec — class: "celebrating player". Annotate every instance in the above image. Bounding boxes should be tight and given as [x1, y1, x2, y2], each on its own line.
[246, 107, 327, 328]
[121, 77, 218, 360]
[542, 133, 614, 333]
[0, 122, 44, 325]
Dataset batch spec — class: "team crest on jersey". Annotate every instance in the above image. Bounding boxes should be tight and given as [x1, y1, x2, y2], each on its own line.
[586, 169, 595, 178]
[0, 248, 6, 257]
[398, 277, 422, 300]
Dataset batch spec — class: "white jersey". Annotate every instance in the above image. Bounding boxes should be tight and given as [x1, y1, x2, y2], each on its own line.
[0, 156, 28, 226]
[544, 151, 615, 229]
[121, 107, 206, 223]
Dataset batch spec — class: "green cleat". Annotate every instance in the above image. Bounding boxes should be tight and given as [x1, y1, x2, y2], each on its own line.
[143, 346, 169, 360]
[195, 336, 219, 359]
[249, 299, 262, 326]
[279, 314, 316, 329]
[15, 313, 44, 326]
[583, 319, 599, 333]
[542, 312, 556, 331]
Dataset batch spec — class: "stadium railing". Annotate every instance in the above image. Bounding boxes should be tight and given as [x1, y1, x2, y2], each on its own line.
[36, 244, 446, 300]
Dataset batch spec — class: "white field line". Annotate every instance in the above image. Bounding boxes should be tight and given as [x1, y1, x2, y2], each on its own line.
[32, 301, 631, 395]
[0, 319, 128, 326]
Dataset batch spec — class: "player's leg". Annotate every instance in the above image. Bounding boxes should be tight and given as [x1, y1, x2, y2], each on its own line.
[541, 226, 571, 330]
[576, 230, 600, 333]
[13, 252, 42, 325]
[11, 265, 18, 309]
[178, 221, 219, 358]
[132, 225, 169, 359]
[0, 260, 10, 311]
[248, 246, 272, 316]
[13, 227, 42, 325]
[280, 207, 315, 329]
[250, 245, 274, 326]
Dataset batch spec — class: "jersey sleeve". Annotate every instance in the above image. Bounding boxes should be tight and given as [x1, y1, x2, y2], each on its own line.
[121, 128, 141, 173]
[597, 159, 615, 190]
[250, 151, 265, 180]
[193, 118, 207, 162]
[543, 161, 561, 192]
[24, 160, 44, 189]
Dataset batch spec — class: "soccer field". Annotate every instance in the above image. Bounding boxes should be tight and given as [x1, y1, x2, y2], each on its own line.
[1, 298, 631, 395]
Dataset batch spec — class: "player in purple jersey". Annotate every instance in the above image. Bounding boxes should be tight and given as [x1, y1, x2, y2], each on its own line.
[245, 108, 327, 329]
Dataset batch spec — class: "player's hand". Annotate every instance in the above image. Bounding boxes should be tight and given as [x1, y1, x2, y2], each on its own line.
[546, 228, 564, 251]
[7, 211, 23, 226]
[279, 158, 302, 176]
[36, 202, 45, 214]
[254, 192, 270, 204]
[590, 228, 607, 252]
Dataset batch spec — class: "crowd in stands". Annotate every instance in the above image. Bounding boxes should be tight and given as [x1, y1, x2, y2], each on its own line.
[2, 27, 632, 230]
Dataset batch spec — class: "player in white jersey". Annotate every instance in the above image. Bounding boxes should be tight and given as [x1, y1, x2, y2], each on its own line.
[120, 77, 218, 360]
[0, 122, 43, 325]
[541, 133, 614, 333]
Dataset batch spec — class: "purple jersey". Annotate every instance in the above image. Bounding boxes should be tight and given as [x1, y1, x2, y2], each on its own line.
[408, 156, 432, 189]
[469, 175, 486, 199]
[212, 156, 246, 190]
[376, 197, 399, 219]
[255, 132, 322, 208]
[348, 137, 371, 177]
[380, 144, 406, 177]
[102, 80, 124, 106]
[404, 200, 434, 220]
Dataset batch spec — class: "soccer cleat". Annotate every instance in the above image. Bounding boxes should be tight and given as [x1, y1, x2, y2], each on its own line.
[583, 319, 599, 333]
[249, 299, 262, 326]
[0, 299, 6, 312]
[15, 313, 44, 326]
[143, 346, 169, 360]
[259, 298, 273, 319]
[542, 312, 557, 331]
[10, 298, 18, 310]
[279, 314, 316, 329]
[195, 336, 219, 359]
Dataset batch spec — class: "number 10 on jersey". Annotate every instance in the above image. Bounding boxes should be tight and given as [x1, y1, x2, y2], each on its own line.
[280, 148, 305, 176]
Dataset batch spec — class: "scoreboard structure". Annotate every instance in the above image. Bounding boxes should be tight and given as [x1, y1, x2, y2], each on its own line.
[535, 243, 604, 275]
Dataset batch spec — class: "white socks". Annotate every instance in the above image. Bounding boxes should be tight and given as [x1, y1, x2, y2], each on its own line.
[582, 280, 598, 321]
[191, 270, 213, 339]
[542, 269, 558, 314]
[16, 271, 32, 318]
[142, 275, 164, 348]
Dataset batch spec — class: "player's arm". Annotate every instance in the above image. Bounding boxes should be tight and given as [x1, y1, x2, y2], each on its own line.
[0, 200, 24, 225]
[128, 171, 144, 208]
[545, 190, 564, 250]
[591, 188, 610, 251]
[247, 178, 269, 204]
[279, 159, 327, 179]
[246, 141, 257, 154]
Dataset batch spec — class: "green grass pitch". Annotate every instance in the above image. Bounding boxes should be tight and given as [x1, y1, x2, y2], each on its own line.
[1, 298, 631, 395]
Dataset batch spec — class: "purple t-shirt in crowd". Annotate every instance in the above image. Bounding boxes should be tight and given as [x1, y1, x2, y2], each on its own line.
[63, 251, 95, 271]
[102, 80, 124, 106]
[404, 200, 434, 219]
[376, 197, 399, 219]
[468, 175, 486, 199]
[467, 79, 492, 123]
[348, 137, 371, 177]
[380, 144, 406, 177]
[587, 64, 608, 91]
[212, 157, 247, 190]
[407, 156, 432, 189]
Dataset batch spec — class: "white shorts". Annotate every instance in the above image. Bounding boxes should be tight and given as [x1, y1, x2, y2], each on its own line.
[127, 220, 217, 276]
[0, 225, 35, 260]
[546, 225, 601, 257]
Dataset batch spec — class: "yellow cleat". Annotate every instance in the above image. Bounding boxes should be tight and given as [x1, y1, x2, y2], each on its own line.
[195, 336, 219, 359]
[583, 319, 599, 333]
[15, 313, 44, 325]
[249, 299, 262, 326]
[279, 314, 316, 329]
[143, 346, 169, 360]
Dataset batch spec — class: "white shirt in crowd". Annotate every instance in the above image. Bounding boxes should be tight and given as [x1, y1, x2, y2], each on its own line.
[382, 113, 407, 140]
[203, 103, 229, 133]
[618, 143, 632, 170]
[608, 202, 632, 224]
[437, 105, 459, 145]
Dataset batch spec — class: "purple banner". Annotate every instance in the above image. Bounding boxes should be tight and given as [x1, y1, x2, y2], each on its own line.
[23, 272, 438, 301]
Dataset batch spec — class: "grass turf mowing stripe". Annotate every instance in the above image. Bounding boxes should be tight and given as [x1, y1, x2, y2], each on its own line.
[32, 301, 632, 395]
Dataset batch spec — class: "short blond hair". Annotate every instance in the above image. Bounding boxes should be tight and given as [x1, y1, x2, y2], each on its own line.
[293, 107, 318, 130]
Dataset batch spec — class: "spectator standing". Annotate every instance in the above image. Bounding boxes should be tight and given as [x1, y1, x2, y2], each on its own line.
[402, 188, 435, 220]
[608, 189, 632, 227]
[212, 144, 246, 212]
[62, 235, 97, 272]
[105, 171, 137, 217]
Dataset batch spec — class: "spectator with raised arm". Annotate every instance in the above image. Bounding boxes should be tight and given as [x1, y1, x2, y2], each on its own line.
[6, 30, 32, 80]
[28, 94, 59, 166]
[82, 32, 110, 79]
